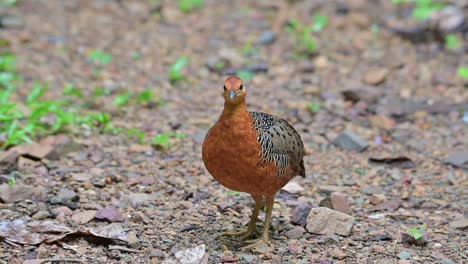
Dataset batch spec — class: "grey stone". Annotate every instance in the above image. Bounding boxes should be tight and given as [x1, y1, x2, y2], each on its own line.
[445, 150, 468, 167]
[291, 204, 312, 227]
[333, 130, 369, 152]
[259, 31, 277, 45]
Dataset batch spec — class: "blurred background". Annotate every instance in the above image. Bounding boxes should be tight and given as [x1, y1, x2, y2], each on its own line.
[0, 0, 467, 263]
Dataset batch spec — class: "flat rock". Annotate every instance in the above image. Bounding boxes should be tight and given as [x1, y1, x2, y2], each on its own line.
[50, 188, 79, 204]
[127, 193, 154, 208]
[319, 192, 353, 215]
[333, 131, 369, 152]
[0, 184, 34, 203]
[330, 192, 352, 215]
[369, 194, 387, 205]
[52, 206, 73, 216]
[444, 150, 468, 168]
[449, 218, 468, 229]
[32, 211, 51, 220]
[95, 206, 124, 222]
[128, 144, 152, 153]
[291, 204, 312, 227]
[363, 68, 388, 85]
[71, 210, 97, 224]
[329, 248, 347, 260]
[282, 181, 304, 194]
[306, 207, 355, 236]
[285, 226, 305, 239]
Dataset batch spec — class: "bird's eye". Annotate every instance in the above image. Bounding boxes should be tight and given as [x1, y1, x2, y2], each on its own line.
[239, 85, 243, 90]
[223, 85, 227, 91]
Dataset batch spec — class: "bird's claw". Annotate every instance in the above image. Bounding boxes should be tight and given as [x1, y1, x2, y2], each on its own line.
[241, 236, 270, 251]
[222, 228, 257, 241]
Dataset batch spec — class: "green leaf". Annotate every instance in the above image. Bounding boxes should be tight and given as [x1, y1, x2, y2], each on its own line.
[457, 66, 468, 79]
[63, 83, 83, 98]
[151, 133, 170, 148]
[88, 50, 113, 65]
[27, 83, 48, 105]
[169, 56, 188, 83]
[136, 90, 154, 103]
[93, 87, 111, 97]
[236, 70, 253, 81]
[178, 0, 203, 12]
[312, 13, 328, 32]
[0, 53, 16, 72]
[7, 177, 16, 185]
[226, 190, 240, 196]
[113, 92, 132, 106]
[127, 128, 145, 144]
[307, 102, 321, 113]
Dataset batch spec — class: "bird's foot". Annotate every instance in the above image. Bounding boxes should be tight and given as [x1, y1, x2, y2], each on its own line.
[222, 228, 257, 241]
[241, 235, 271, 251]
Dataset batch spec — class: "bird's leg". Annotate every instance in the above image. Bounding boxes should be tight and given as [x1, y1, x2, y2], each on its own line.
[223, 195, 263, 240]
[242, 195, 275, 249]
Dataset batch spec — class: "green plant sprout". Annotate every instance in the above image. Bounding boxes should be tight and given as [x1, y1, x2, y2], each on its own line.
[445, 34, 462, 50]
[236, 70, 254, 81]
[151, 132, 185, 148]
[169, 56, 188, 83]
[88, 50, 113, 65]
[312, 13, 328, 32]
[63, 84, 83, 98]
[93, 87, 111, 97]
[127, 128, 145, 144]
[307, 102, 321, 113]
[136, 90, 154, 103]
[457, 67, 468, 79]
[392, 0, 445, 20]
[7, 177, 16, 185]
[178, 0, 203, 13]
[113, 92, 133, 106]
[286, 19, 318, 56]
[26, 82, 48, 105]
[407, 226, 426, 240]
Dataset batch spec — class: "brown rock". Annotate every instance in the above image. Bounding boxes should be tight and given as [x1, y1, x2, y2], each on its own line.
[52, 206, 73, 216]
[306, 207, 355, 236]
[363, 68, 388, 85]
[329, 248, 347, 260]
[285, 226, 305, 239]
[129, 144, 152, 152]
[449, 218, 468, 229]
[330, 192, 352, 215]
[369, 194, 387, 205]
[369, 115, 395, 130]
[71, 210, 97, 224]
[0, 184, 34, 203]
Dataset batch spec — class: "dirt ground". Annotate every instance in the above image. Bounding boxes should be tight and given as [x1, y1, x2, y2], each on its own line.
[0, 0, 467, 263]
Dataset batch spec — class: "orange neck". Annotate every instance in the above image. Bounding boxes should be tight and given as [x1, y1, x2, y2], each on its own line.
[221, 100, 248, 119]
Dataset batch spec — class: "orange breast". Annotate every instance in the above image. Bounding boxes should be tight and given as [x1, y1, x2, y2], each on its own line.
[202, 115, 293, 196]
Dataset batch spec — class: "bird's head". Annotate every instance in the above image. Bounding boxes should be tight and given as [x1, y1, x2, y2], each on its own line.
[222, 76, 246, 105]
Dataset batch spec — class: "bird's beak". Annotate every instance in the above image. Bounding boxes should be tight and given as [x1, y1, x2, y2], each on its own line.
[229, 90, 236, 101]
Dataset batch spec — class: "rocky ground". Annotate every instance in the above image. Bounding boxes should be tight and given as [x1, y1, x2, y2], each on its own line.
[0, 0, 467, 263]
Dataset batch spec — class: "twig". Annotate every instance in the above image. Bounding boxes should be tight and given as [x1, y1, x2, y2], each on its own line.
[3, 239, 21, 248]
[61, 243, 92, 260]
[108, 245, 139, 253]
